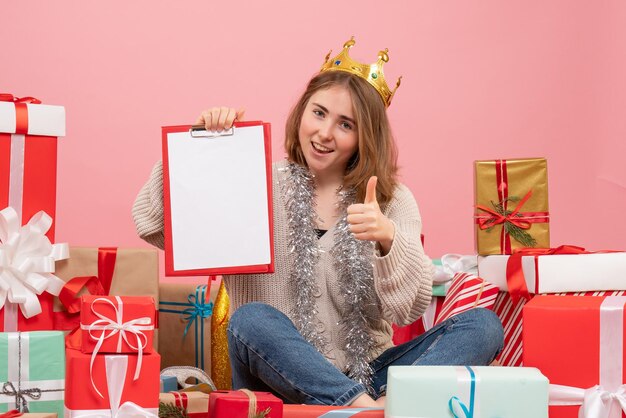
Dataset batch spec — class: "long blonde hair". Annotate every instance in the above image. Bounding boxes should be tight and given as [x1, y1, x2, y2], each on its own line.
[284, 71, 398, 206]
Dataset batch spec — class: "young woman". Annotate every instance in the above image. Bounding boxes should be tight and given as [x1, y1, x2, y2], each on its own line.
[133, 39, 503, 408]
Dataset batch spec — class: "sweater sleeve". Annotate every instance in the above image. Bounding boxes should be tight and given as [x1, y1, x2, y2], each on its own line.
[131, 161, 166, 250]
[373, 184, 435, 326]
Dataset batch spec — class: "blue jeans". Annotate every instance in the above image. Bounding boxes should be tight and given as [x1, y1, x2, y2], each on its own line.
[227, 302, 504, 406]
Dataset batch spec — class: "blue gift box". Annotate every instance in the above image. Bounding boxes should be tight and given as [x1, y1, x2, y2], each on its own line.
[386, 366, 548, 418]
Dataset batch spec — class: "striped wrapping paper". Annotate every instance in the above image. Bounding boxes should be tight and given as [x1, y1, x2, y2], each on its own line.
[493, 290, 626, 366]
[434, 272, 499, 325]
[393, 273, 498, 345]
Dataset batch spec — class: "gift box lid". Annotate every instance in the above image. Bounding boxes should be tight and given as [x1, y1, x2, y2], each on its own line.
[0, 100, 65, 137]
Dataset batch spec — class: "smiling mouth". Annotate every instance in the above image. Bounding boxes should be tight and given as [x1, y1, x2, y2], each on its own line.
[311, 142, 333, 153]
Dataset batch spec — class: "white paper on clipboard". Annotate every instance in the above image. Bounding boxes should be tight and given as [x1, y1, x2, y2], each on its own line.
[165, 124, 271, 272]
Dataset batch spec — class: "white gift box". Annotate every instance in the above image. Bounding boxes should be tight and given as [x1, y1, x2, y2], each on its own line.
[0, 100, 65, 136]
[477, 252, 626, 293]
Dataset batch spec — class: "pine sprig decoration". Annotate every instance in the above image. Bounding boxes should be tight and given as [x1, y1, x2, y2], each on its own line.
[487, 196, 537, 247]
[159, 402, 188, 418]
[504, 221, 537, 247]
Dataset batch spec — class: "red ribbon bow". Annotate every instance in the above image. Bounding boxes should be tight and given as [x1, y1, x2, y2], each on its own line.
[0, 93, 42, 104]
[54, 247, 118, 332]
[475, 190, 534, 231]
[0, 93, 41, 134]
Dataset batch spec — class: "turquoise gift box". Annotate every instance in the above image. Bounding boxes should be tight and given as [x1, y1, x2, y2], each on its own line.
[385, 366, 548, 418]
[0, 331, 65, 417]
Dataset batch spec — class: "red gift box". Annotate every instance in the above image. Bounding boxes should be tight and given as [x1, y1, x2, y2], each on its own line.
[495, 290, 625, 367]
[80, 295, 155, 354]
[209, 390, 282, 418]
[0, 94, 65, 242]
[64, 348, 160, 415]
[283, 405, 383, 417]
[0, 94, 66, 332]
[523, 295, 626, 418]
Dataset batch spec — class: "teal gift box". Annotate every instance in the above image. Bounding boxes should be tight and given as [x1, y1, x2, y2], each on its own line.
[0, 331, 65, 417]
[386, 366, 548, 418]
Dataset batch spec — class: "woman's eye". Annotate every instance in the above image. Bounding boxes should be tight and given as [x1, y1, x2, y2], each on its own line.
[313, 109, 324, 117]
[340, 121, 353, 130]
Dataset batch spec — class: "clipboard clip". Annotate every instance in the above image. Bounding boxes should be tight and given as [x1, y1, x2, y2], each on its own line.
[190, 124, 235, 138]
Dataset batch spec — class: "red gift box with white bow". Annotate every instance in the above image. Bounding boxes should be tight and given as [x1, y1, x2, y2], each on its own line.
[80, 295, 156, 354]
[0, 94, 67, 332]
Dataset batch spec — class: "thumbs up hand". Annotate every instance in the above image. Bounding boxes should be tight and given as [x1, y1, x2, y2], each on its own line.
[347, 176, 395, 253]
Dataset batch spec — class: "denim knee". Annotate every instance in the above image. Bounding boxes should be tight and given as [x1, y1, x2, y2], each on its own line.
[464, 308, 504, 357]
[228, 302, 289, 343]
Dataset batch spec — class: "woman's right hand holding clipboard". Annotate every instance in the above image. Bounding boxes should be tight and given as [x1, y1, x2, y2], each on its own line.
[195, 107, 245, 132]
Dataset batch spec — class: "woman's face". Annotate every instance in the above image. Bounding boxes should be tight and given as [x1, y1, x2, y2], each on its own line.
[298, 85, 359, 179]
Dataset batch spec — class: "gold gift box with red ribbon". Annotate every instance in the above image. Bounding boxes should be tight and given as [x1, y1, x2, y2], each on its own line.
[474, 158, 550, 255]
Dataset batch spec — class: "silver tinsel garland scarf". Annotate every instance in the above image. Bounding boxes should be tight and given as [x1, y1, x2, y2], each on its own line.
[332, 188, 376, 393]
[281, 162, 377, 393]
[281, 163, 328, 353]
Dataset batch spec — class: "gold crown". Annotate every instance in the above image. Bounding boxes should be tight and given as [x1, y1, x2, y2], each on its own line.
[320, 37, 402, 107]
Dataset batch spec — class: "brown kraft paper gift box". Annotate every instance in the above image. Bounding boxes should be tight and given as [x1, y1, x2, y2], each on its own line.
[52, 247, 159, 349]
[474, 158, 550, 255]
[158, 281, 219, 376]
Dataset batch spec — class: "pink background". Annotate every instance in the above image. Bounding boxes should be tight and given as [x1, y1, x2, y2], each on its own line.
[3, 1, 625, 277]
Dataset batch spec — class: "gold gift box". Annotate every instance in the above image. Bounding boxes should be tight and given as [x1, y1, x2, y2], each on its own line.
[53, 247, 159, 349]
[159, 281, 219, 376]
[474, 158, 550, 255]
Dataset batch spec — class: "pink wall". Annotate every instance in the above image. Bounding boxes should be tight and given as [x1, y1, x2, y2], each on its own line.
[2, 1, 625, 270]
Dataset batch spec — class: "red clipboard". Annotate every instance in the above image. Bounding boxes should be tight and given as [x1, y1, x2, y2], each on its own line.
[162, 121, 274, 276]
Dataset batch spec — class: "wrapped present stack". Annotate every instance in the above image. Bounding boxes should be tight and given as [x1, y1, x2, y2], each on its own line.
[64, 295, 160, 417]
[1, 94, 163, 418]
[1, 94, 68, 418]
[385, 156, 626, 417]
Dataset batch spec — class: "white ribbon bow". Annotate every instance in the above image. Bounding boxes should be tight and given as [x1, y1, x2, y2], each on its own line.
[550, 384, 626, 418]
[83, 296, 154, 398]
[68, 356, 158, 418]
[433, 254, 478, 284]
[0, 206, 69, 318]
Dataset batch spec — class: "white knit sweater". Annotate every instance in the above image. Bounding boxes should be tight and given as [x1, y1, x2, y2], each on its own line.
[132, 159, 434, 372]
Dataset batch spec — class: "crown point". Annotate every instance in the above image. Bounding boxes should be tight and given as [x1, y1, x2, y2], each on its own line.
[378, 50, 389, 63]
[344, 37, 356, 49]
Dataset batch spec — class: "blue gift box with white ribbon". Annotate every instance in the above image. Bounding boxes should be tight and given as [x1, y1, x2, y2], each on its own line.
[385, 365, 548, 418]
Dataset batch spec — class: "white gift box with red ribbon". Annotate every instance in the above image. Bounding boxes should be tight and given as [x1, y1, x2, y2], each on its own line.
[478, 252, 626, 294]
